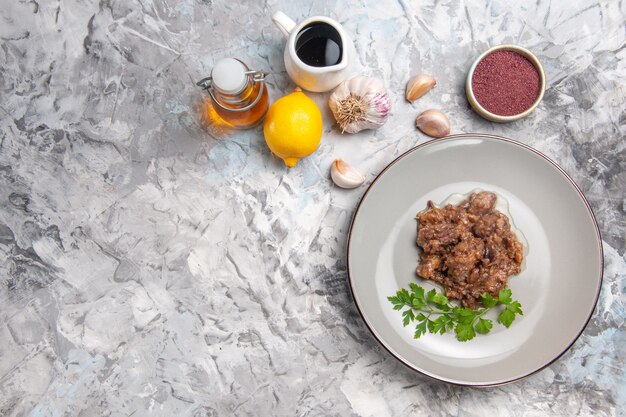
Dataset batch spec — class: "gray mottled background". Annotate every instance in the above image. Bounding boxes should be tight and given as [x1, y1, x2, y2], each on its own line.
[0, 0, 624, 416]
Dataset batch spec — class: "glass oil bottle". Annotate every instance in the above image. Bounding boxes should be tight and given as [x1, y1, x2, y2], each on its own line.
[197, 58, 269, 130]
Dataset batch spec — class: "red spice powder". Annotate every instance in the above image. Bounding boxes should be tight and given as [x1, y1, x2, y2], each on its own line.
[471, 50, 541, 116]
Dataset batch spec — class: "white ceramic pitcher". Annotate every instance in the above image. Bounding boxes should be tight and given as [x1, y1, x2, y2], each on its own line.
[272, 11, 353, 93]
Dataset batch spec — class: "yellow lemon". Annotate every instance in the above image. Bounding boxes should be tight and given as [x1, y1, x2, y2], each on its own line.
[263, 88, 323, 168]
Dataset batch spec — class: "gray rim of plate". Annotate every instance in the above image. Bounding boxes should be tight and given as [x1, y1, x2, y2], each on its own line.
[346, 133, 604, 387]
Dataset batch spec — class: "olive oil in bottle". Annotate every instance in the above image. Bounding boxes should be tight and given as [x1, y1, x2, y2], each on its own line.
[197, 58, 269, 129]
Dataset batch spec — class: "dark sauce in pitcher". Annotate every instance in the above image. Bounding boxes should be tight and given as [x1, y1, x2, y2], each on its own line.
[295, 23, 343, 67]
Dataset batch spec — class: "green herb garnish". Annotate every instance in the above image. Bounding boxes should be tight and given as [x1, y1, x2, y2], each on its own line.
[387, 283, 523, 342]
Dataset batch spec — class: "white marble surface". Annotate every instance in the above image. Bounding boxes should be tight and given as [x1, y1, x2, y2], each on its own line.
[0, 0, 625, 416]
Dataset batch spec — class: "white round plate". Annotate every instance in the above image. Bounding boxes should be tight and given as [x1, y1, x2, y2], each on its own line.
[347, 134, 603, 386]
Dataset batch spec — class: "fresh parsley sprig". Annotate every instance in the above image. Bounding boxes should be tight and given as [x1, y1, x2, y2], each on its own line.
[387, 283, 523, 342]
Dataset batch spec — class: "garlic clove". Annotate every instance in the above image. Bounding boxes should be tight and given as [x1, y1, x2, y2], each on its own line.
[415, 109, 450, 138]
[406, 74, 436, 102]
[330, 159, 366, 189]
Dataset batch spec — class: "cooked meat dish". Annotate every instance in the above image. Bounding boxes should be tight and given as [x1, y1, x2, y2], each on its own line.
[415, 191, 524, 309]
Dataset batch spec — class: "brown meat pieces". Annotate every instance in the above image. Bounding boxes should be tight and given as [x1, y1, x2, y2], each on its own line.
[415, 191, 524, 309]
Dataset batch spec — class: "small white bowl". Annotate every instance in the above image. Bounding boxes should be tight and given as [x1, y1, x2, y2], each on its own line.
[466, 45, 546, 123]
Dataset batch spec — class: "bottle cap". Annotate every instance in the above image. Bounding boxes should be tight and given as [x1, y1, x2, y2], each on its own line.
[211, 58, 247, 95]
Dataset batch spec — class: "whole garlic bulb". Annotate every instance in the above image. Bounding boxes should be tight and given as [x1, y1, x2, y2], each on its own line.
[328, 76, 392, 134]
